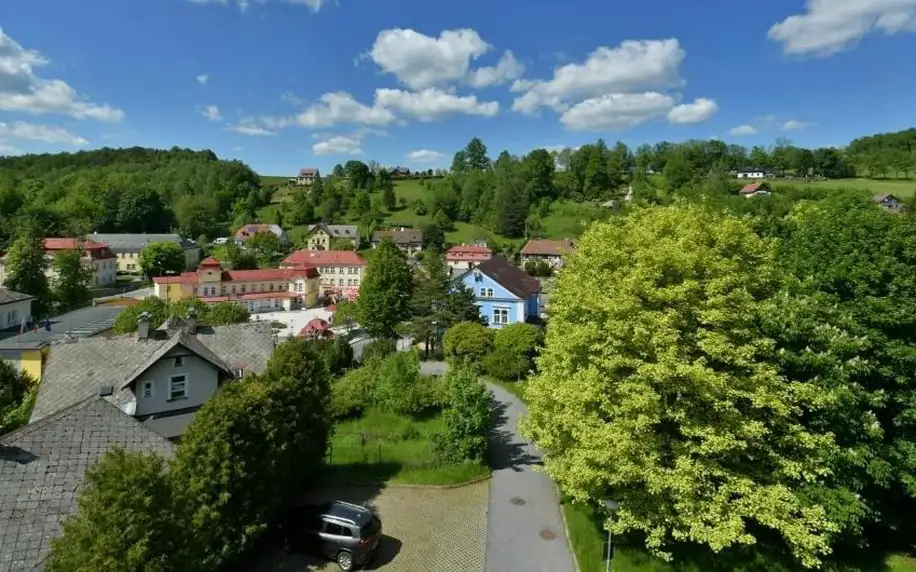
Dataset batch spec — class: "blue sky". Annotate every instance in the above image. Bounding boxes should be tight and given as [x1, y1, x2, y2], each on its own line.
[1, 0, 915, 175]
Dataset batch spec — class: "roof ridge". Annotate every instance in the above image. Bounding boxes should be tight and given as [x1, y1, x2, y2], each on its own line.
[1, 395, 103, 442]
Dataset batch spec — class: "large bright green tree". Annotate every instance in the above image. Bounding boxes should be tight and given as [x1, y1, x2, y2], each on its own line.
[138, 242, 186, 278]
[51, 249, 93, 311]
[522, 204, 838, 567]
[2, 231, 50, 318]
[356, 238, 413, 338]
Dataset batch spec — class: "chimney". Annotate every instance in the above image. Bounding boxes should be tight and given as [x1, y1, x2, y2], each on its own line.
[186, 307, 198, 335]
[97, 384, 113, 397]
[137, 311, 151, 340]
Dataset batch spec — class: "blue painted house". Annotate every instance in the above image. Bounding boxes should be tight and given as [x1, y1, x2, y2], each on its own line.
[455, 256, 541, 328]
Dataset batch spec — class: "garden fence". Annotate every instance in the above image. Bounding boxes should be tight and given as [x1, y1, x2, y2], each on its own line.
[326, 431, 434, 465]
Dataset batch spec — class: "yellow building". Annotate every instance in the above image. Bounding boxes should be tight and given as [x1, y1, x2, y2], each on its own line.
[153, 257, 320, 312]
[301, 223, 361, 250]
[91, 233, 202, 274]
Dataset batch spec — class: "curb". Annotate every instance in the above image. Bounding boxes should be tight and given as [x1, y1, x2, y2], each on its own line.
[556, 484, 582, 572]
[319, 472, 492, 490]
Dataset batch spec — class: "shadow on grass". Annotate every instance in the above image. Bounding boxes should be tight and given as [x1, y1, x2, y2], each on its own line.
[487, 398, 541, 472]
[565, 498, 906, 572]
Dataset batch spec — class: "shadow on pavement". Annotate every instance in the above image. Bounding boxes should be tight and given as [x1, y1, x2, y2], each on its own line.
[488, 399, 542, 472]
[364, 535, 403, 569]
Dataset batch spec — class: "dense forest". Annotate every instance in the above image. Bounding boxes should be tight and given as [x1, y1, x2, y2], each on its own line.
[0, 147, 268, 250]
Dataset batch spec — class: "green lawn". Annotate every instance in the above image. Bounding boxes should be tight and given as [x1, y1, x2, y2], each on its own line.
[324, 407, 489, 486]
[770, 177, 915, 198]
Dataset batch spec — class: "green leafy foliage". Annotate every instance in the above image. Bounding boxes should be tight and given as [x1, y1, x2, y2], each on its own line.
[522, 204, 838, 568]
[356, 239, 413, 338]
[138, 242, 186, 278]
[46, 449, 183, 572]
[1, 231, 50, 318]
[443, 321, 493, 369]
[361, 338, 397, 362]
[112, 297, 248, 334]
[51, 249, 93, 311]
[432, 365, 492, 464]
[484, 323, 544, 381]
[374, 351, 439, 415]
[0, 359, 36, 434]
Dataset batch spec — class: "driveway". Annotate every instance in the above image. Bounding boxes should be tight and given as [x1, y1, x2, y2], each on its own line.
[485, 382, 576, 572]
[237, 482, 489, 572]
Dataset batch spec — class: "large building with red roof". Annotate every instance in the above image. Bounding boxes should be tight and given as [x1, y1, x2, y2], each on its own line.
[281, 249, 367, 301]
[152, 257, 319, 312]
[445, 244, 492, 276]
[0, 238, 118, 288]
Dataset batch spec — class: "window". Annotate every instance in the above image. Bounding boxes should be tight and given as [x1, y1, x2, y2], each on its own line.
[492, 307, 509, 325]
[338, 278, 344, 286]
[269, 283, 274, 292]
[232, 285, 236, 294]
[486, 288, 494, 297]
[295, 281, 303, 293]
[169, 375, 187, 400]
[241, 284, 246, 293]
[141, 380, 154, 399]
[323, 522, 352, 537]
[174, 356, 183, 367]
[479, 288, 486, 297]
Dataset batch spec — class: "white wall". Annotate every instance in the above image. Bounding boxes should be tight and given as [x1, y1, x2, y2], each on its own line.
[133, 348, 221, 416]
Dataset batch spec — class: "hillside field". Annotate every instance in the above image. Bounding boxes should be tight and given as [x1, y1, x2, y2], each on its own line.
[768, 177, 915, 197]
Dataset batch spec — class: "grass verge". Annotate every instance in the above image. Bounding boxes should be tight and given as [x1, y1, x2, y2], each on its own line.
[325, 407, 490, 486]
[486, 377, 528, 404]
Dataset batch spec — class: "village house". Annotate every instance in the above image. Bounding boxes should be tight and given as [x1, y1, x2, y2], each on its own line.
[152, 257, 319, 312]
[0, 288, 32, 333]
[520, 238, 575, 270]
[301, 223, 361, 250]
[371, 228, 423, 257]
[445, 244, 492, 276]
[91, 232, 202, 274]
[739, 182, 772, 198]
[233, 223, 289, 245]
[287, 167, 320, 186]
[281, 249, 367, 301]
[873, 193, 909, 213]
[0, 238, 118, 288]
[736, 167, 773, 179]
[454, 256, 541, 328]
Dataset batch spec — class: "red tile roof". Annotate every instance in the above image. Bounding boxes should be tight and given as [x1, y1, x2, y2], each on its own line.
[446, 245, 492, 261]
[740, 183, 769, 195]
[282, 249, 366, 267]
[42, 238, 115, 259]
[200, 291, 298, 302]
[521, 239, 574, 256]
[199, 256, 221, 267]
[153, 265, 317, 284]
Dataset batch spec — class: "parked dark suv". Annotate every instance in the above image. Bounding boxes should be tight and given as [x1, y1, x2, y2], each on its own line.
[275, 500, 382, 571]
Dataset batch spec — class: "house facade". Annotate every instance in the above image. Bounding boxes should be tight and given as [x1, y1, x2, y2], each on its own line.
[294, 167, 320, 186]
[0, 288, 32, 332]
[233, 223, 289, 245]
[455, 256, 541, 328]
[739, 182, 772, 198]
[30, 311, 275, 436]
[0, 238, 118, 288]
[736, 167, 771, 179]
[371, 229, 423, 257]
[281, 249, 367, 301]
[302, 223, 361, 250]
[91, 233, 202, 274]
[520, 238, 575, 269]
[152, 257, 319, 312]
[446, 245, 492, 276]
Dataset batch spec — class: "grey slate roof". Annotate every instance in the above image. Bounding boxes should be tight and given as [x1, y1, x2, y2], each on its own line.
[0, 306, 125, 349]
[30, 321, 275, 423]
[0, 289, 32, 307]
[372, 229, 422, 244]
[89, 233, 196, 253]
[0, 396, 175, 572]
[306, 224, 359, 239]
[467, 256, 541, 299]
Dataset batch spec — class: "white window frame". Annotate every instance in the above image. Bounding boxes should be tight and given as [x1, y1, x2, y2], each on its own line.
[492, 306, 510, 325]
[486, 288, 494, 298]
[141, 380, 154, 399]
[169, 375, 187, 401]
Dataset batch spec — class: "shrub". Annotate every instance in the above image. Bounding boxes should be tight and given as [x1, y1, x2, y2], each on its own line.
[361, 338, 396, 362]
[432, 365, 492, 464]
[485, 323, 544, 381]
[443, 322, 493, 370]
[315, 337, 354, 376]
[0, 360, 36, 434]
[374, 351, 438, 416]
[330, 365, 377, 419]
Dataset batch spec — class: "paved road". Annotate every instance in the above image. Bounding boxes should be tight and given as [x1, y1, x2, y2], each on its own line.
[484, 382, 576, 572]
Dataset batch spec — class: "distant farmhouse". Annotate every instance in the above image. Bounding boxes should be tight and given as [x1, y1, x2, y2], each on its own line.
[233, 223, 289, 245]
[873, 193, 910, 213]
[736, 167, 773, 180]
[371, 228, 423, 257]
[302, 223, 361, 250]
[288, 167, 320, 186]
[739, 182, 772, 198]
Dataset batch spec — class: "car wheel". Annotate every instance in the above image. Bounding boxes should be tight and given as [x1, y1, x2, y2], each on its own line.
[337, 550, 354, 571]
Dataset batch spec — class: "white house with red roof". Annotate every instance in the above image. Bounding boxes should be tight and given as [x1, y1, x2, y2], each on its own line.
[445, 244, 492, 276]
[281, 249, 367, 301]
[739, 182, 772, 198]
[152, 257, 320, 312]
[0, 238, 118, 288]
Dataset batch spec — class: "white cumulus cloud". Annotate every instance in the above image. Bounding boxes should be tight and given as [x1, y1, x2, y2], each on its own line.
[0, 28, 124, 121]
[406, 149, 445, 163]
[196, 74, 209, 85]
[201, 105, 222, 121]
[0, 121, 88, 145]
[667, 97, 718, 124]
[369, 28, 490, 89]
[560, 92, 676, 131]
[769, 0, 916, 56]
[313, 135, 363, 156]
[374, 88, 498, 121]
[782, 119, 813, 130]
[729, 124, 758, 136]
[466, 51, 524, 88]
[227, 123, 277, 135]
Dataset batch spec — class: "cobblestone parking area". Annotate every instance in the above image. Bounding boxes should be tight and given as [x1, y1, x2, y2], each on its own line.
[240, 481, 489, 572]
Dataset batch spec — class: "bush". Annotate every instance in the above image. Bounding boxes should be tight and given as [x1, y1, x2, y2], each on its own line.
[315, 337, 354, 376]
[443, 322, 493, 370]
[361, 338, 396, 362]
[485, 323, 544, 381]
[330, 366, 376, 419]
[374, 351, 439, 416]
[433, 365, 492, 464]
[0, 359, 36, 434]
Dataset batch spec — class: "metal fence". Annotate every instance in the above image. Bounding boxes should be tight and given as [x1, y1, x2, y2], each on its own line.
[325, 431, 434, 465]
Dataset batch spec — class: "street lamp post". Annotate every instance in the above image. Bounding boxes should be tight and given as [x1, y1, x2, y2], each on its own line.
[603, 500, 619, 572]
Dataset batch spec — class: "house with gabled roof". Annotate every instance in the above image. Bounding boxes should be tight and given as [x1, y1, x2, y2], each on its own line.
[29, 310, 275, 440]
[301, 223, 361, 250]
[739, 182, 772, 198]
[520, 238, 575, 270]
[454, 256, 541, 328]
[873, 193, 909, 213]
[446, 244, 492, 276]
[91, 232, 202, 274]
[371, 228, 423, 257]
[233, 223, 288, 245]
[281, 249, 367, 301]
[293, 167, 320, 186]
[0, 396, 176, 572]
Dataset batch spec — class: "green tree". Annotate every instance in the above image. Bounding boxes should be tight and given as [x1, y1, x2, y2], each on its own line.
[117, 187, 169, 233]
[484, 323, 543, 381]
[138, 242, 186, 278]
[443, 321, 492, 370]
[522, 204, 838, 567]
[464, 138, 491, 172]
[356, 239, 413, 338]
[331, 299, 359, 335]
[522, 148, 556, 201]
[204, 301, 250, 325]
[51, 249, 93, 311]
[432, 364, 492, 464]
[246, 232, 286, 267]
[2, 232, 50, 318]
[663, 149, 693, 192]
[46, 449, 183, 572]
[225, 241, 258, 270]
[421, 221, 445, 253]
[0, 359, 36, 434]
